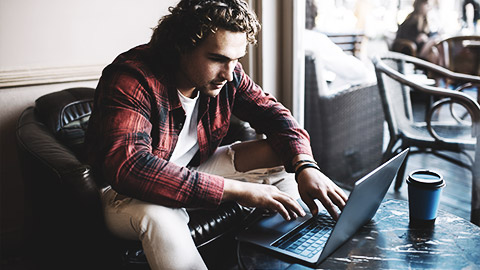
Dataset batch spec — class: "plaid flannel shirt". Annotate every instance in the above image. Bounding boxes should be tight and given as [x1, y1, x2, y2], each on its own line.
[86, 45, 312, 208]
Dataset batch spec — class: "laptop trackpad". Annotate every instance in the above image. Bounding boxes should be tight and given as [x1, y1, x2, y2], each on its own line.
[239, 199, 323, 243]
[254, 213, 312, 239]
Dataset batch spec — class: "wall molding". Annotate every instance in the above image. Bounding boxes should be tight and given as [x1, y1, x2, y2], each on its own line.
[0, 64, 105, 89]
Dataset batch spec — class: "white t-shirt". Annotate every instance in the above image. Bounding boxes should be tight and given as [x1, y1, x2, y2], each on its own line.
[169, 90, 200, 167]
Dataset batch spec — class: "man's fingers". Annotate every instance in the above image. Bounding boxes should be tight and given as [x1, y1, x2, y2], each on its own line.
[270, 201, 291, 220]
[295, 167, 349, 220]
[312, 188, 342, 220]
[271, 193, 306, 220]
[319, 197, 339, 220]
[233, 182, 308, 221]
[300, 194, 318, 216]
[330, 189, 348, 210]
[310, 183, 348, 217]
[325, 203, 340, 220]
[336, 187, 349, 204]
[281, 194, 306, 217]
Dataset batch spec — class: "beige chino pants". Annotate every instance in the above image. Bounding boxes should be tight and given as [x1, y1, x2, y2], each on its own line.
[101, 144, 299, 270]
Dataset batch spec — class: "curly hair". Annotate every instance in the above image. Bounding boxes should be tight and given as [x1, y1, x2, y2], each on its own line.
[149, 0, 260, 73]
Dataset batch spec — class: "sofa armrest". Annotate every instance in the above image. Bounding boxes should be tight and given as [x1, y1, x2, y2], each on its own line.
[16, 106, 107, 267]
[16, 107, 100, 202]
[16, 106, 104, 241]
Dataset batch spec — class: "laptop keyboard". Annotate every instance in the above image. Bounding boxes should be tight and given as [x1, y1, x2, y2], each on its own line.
[272, 214, 335, 258]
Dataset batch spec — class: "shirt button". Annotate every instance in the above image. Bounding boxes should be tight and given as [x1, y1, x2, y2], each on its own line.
[178, 123, 183, 129]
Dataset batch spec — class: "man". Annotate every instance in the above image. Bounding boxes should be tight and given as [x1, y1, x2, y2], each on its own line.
[85, 0, 348, 269]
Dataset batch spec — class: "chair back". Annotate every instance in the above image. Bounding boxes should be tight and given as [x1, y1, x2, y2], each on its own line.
[305, 55, 384, 189]
[374, 55, 415, 146]
[375, 53, 480, 226]
[324, 32, 364, 57]
[373, 52, 480, 156]
[436, 35, 480, 76]
[392, 38, 418, 57]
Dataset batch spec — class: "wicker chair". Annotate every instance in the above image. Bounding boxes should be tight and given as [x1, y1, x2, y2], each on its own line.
[304, 55, 384, 190]
[435, 35, 480, 77]
[392, 38, 418, 57]
[373, 52, 480, 225]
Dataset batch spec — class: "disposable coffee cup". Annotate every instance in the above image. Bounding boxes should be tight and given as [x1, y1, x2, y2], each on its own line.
[406, 169, 445, 227]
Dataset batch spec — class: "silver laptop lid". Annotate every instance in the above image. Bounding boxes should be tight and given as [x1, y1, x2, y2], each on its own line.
[236, 149, 409, 266]
[317, 148, 408, 263]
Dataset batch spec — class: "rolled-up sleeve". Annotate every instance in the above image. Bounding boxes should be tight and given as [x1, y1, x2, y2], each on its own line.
[231, 64, 312, 172]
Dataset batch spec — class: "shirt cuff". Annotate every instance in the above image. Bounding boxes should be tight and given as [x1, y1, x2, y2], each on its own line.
[195, 172, 224, 208]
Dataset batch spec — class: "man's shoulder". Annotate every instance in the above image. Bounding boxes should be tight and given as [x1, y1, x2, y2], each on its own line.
[98, 44, 173, 99]
[108, 44, 155, 74]
[101, 44, 169, 88]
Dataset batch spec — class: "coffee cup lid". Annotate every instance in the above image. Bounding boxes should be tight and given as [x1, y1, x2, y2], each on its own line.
[406, 169, 445, 189]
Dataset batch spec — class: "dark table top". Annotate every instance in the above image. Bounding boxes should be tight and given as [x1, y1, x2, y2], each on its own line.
[238, 199, 480, 269]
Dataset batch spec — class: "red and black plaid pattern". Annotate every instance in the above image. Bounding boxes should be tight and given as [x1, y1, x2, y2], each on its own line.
[86, 45, 311, 209]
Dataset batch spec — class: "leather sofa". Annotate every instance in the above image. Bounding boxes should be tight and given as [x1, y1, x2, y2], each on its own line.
[16, 87, 257, 269]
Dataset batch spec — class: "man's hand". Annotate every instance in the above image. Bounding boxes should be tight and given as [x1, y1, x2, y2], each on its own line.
[296, 167, 348, 220]
[222, 179, 306, 221]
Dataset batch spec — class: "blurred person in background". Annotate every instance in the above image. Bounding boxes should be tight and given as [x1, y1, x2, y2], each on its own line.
[462, 0, 480, 33]
[395, 0, 441, 64]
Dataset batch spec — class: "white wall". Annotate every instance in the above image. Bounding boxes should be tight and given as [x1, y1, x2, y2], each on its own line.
[0, 0, 178, 254]
[0, 0, 178, 70]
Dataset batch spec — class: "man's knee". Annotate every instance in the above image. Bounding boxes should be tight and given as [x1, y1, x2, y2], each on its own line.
[135, 205, 207, 269]
[135, 204, 190, 239]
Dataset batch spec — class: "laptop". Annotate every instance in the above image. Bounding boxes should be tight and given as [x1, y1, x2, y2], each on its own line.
[236, 149, 409, 267]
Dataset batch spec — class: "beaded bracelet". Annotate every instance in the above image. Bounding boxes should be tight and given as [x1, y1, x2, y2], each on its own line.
[295, 163, 321, 181]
